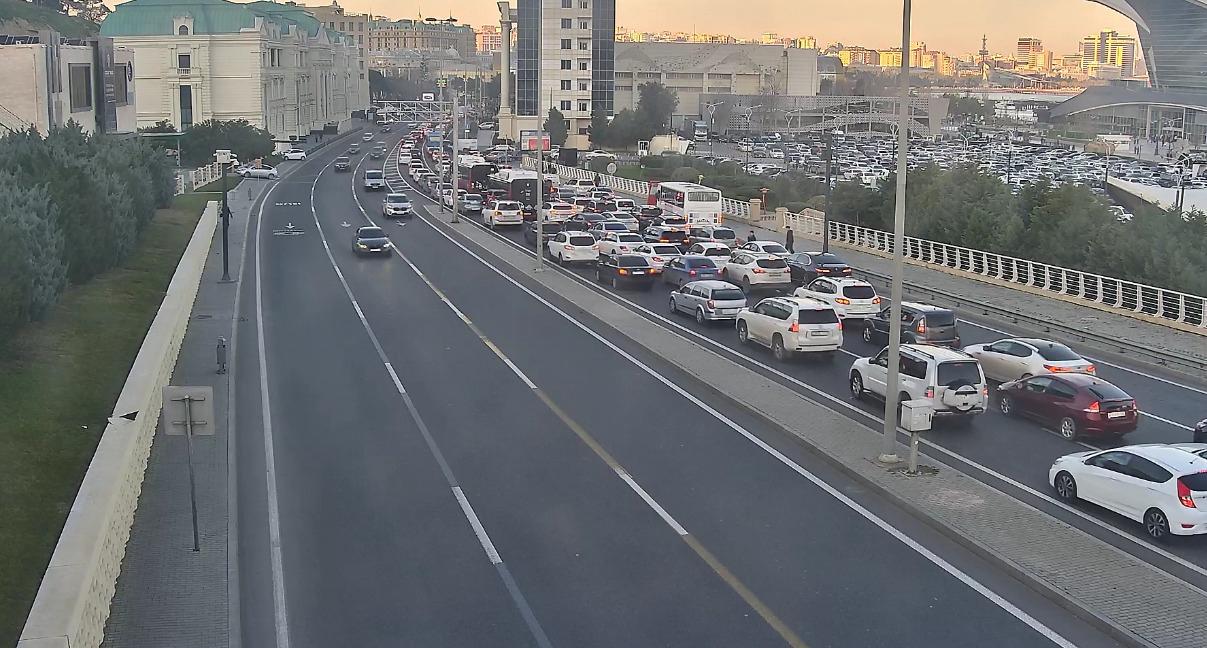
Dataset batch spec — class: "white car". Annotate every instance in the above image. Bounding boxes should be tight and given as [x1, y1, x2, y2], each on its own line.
[242, 165, 278, 180]
[541, 202, 576, 222]
[962, 338, 1095, 383]
[686, 242, 734, 262]
[770, 149, 785, 159]
[721, 252, 792, 293]
[362, 132, 374, 141]
[548, 231, 599, 264]
[849, 344, 988, 423]
[382, 193, 412, 218]
[613, 198, 637, 214]
[485, 200, 523, 227]
[282, 149, 307, 161]
[736, 297, 844, 361]
[793, 277, 881, 321]
[605, 212, 640, 231]
[632, 243, 681, 272]
[566, 178, 597, 195]
[739, 240, 790, 256]
[596, 231, 644, 257]
[1050, 445, 1207, 541]
[588, 221, 631, 238]
[443, 188, 468, 209]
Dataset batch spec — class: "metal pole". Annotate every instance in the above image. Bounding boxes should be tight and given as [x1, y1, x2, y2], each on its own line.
[220, 162, 232, 282]
[822, 128, 832, 253]
[182, 396, 201, 552]
[452, 91, 460, 223]
[536, 89, 546, 271]
[879, 0, 912, 465]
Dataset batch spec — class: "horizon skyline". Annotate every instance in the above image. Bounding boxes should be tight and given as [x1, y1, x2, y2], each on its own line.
[313, 0, 1137, 55]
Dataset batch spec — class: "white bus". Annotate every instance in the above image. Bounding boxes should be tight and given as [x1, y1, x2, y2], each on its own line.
[654, 181, 723, 226]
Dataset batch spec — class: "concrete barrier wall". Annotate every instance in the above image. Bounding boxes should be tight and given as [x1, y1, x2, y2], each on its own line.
[18, 201, 220, 648]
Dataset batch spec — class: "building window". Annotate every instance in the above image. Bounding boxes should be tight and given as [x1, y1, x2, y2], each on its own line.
[178, 25, 190, 35]
[114, 64, 130, 105]
[579, 19, 589, 29]
[561, 0, 571, 6]
[561, 59, 572, 70]
[339, 21, 345, 31]
[578, 101, 589, 112]
[578, 80, 589, 90]
[560, 100, 572, 110]
[560, 79, 572, 90]
[177, 53, 191, 70]
[579, 60, 588, 71]
[579, 126, 589, 134]
[179, 85, 194, 129]
[561, 38, 571, 49]
[68, 63, 91, 112]
[580, 0, 588, 7]
[578, 39, 588, 50]
[561, 18, 572, 29]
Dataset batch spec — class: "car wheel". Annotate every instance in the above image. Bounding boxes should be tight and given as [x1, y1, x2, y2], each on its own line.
[596, 268, 603, 283]
[999, 394, 1014, 416]
[772, 335, 791, 362]
[1058, 417, 1078, 440]
[559, 253, 566, 266]
[737, 321, 750, 344]
[695, 308, 706, 325]
[669, 297, 678, 314]
[1020, 373, 1033, 380]
[611, 276, 618, 289]
[742, 277, 753, 293]
[862, 326, 873, 344]
[1053, 471, 1077, 502]
[849, 372, 864, 399]
[1144, 508, 1171, 542]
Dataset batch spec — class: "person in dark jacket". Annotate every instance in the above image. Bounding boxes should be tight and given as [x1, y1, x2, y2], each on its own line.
[785, 227, 795, 253]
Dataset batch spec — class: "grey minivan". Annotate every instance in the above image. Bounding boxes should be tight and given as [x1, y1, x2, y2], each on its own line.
[863, 301, 961, 347]
[668, 280, 748, 324]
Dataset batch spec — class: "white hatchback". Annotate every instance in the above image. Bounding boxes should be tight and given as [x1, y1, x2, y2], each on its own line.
[794, 277, 881, 321]
[486, 200, 523, 227]
[722, 252, 792, 292]
[548, 231, 599, 264]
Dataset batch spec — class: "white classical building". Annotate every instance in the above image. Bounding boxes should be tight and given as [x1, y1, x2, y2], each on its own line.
[100, 0, 369, 139]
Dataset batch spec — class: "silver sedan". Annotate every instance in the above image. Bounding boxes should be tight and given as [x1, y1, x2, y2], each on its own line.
[963, 338, 1095, 382]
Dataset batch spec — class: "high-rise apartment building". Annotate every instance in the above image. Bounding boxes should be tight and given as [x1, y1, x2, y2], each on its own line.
[1080, 30, 1136, 77]
[477, 24, 503, 52]
[1016, 37, 1042, 62]
[514, 0, 615, 147]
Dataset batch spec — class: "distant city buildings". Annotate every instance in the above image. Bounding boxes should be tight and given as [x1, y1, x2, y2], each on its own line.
[476, 24, 503, 53]
[615, 27, 817, 48]
[1080, 30, 1136, 78]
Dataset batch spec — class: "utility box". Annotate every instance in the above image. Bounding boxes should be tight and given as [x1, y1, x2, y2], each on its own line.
[900, 399, 933, 432]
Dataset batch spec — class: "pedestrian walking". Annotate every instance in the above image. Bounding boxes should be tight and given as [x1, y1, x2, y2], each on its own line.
[747, 229, 756, 245]
[785, 227, 795, 253]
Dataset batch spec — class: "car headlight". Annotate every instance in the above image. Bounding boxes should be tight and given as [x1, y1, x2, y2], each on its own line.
[357, 243, 368, 248]
[382, 242, 392, 248]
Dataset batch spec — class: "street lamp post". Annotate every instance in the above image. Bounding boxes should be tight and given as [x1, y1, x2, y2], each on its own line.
[704, 101, 723, 158]
[822, 128, 833, 253]
[879, 0, 913, 465]
[452, 90, 460, 223]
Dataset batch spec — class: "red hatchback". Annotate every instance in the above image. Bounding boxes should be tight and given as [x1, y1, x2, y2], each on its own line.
[997, 373, 1138, 440]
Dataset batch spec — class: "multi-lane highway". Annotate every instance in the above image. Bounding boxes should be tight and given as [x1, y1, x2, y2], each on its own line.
[227, 126, 1200, 647]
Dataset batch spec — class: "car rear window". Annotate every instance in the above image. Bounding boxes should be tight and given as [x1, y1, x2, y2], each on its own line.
[686, 257, 717, 268]
[703, 247, 729, 256]
[498, 201, 520, 209]
[712, 229, 736, 239]
[936, 361, 981, 387]
[652, 245, 679, 254]
[762, 244, 789, 254]
[843, 285, 877, 299]
[712, 288, 745, 301]
[797, 309, 839, 324]
[618, 256, 650, 267]
[569, 235, 595, 246]
[1180, 472, 1207, 491]
[756, 258, 788, 269]
[618, 234, 643, 242]
[1035, 343, 1080, 361]
[921, 310, 955, 326]
[1088, 383, 1130, 401]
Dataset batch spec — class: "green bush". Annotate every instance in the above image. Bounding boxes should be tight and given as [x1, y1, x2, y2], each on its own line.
[670, 167, 702, 182]
[639, 155, 664, 168]
[0, 174, 68, 340]
[179, 119, 274, 167]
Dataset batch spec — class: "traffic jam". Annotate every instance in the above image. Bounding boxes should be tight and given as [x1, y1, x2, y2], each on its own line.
[373, 122, 1207, 545]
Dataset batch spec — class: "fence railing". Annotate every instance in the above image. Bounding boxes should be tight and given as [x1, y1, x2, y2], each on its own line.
[526, 156, 1207, 330]
[173, 162, 224, 196]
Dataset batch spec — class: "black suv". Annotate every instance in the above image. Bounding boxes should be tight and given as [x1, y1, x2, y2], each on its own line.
[862, 302, 960, 347]
[596, 254, 655, 290]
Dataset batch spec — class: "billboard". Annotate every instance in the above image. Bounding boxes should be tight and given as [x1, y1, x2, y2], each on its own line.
[94, 38, 118, 133]
[520, 130, 550, 151]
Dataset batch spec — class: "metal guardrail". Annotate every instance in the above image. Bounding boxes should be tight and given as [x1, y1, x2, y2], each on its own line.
[854, 268, 1207, 374]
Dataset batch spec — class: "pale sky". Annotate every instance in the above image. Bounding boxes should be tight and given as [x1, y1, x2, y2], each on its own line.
[330, 0, 1137, 56]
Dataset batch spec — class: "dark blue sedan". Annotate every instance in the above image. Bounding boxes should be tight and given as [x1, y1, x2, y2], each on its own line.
[661, 255, 721, 287]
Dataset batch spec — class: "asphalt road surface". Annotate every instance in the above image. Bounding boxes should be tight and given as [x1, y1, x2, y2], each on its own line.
[230, 130, 1139, 648]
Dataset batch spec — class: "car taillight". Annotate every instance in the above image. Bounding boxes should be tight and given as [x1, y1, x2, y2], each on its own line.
[817, 268, 830, 273]
[564, 245, 575, 251]
[788, 322, 799, 333]
[982, 386, 989, 397]
[752, 268, 766, 274]
[689, 270, 697, 276]
[915, 320, 926, 334]
[924, 387, 934, 399]
[835, 297, 851, 305]
[1043, 364, 1073, 373]
[1178, 479, 1197, 508]
[706, 299, 715, 309]
[836, 321, 843, 330]
[1084, 401, 1100, 414]
[871, 297, 882, 304]
[1085, 364, 1096, 374]
[653, 256, 663, 262]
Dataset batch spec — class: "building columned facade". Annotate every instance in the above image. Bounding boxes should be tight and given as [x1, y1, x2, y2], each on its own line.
[368, 18, 475, 57]
[0, 33, 139, 135]
[100, 0, 369, 139]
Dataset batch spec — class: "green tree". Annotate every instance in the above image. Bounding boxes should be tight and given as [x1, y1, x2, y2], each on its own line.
[635, 82, 678, 138]
[0, 173, 68, 340]
[544, 107, 569, 147]
[179, 119, 274, 167]
[588, 109, 610, 147]
[138, 120, 177, 134]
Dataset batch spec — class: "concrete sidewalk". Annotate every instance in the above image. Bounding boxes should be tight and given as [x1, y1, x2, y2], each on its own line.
[100, 178, 263, 648]
[726, 215, 1206, 377]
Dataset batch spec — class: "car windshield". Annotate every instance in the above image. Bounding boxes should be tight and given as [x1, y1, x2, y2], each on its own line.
[1088, 383, 1131, 401]
[365, 171, 383, 178]
[712, 288, 745, 300]
[386, 195, 408, 203]
[797, 309, 839, 324]
[936, 361, 981, 387]
[756, 258, 788, 269]
[842, 285, 876, 299]
[359, 228, 385, 238]
[1034, 343, 1081, 361]
[568, 235, 595, 246]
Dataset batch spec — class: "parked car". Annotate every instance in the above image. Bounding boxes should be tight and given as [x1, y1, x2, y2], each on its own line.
[353, 226, 391, 256]
[862, 302, 960, 347]
[999, 373, 1138, 439]
[1049, 445, 1207, 540]
[596, 254, 656, 290]
[721, 252, 792, 293]
[547, 231, 599, 265]
[333, 156, 351, 172]
[283, 149, 307, 161]
[963, 338, 1095, 383]
[785, 252, 853, 284]
[662, 255, 721, 287]
[242, 165, 279, 180]
[793, 277, 880, 322]
[849, 344, 988, 422]
[737, 297, 844, 361]
[668, 279, 746, 323]
[460, 193, 484, 213]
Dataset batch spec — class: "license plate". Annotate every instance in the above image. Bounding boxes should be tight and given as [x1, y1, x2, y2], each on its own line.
[1107, 411, 1126, 419]
[631, 270, 645, 274]
[809, 330, 830, 337]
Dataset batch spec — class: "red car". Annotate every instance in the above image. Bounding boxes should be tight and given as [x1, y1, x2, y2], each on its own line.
[997, 373, 1138, 440]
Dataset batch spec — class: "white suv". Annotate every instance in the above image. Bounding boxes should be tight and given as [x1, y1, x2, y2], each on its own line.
[848, 344, 988, 423]
[794, 277, 881, 321]
[736, 297, 843, 361]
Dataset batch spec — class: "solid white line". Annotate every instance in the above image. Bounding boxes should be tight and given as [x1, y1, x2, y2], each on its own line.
[384, 361, 407, 395]
[253, 168, 292, 648]
[616, 470, 690, 536]
[397, 191, 1078, 646]
[452, 486, 504, 565]
[1143, 411, 1194, 431]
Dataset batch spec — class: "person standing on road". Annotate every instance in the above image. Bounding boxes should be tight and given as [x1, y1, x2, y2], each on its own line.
[785, 227, 795, 253]
[747, 229, 756, 245]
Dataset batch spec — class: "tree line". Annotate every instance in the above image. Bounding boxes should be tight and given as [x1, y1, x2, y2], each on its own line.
[139, 119, 275, 167]
[0, 122, 175, 341]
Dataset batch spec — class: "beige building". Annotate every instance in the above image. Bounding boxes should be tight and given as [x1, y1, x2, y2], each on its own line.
[101, 0, 368, 139]
[0, 34, 138, 135]
[613, 42, 819, 127]
[305, 1, 368, 60]
[369, 18, 475, 56]
[476, 24, 503, 53]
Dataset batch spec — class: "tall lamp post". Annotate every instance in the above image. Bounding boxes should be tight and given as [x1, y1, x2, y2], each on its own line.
[822, 127, 834, 253]
[215, 149, 234, 282]
[704, 101, 723, 158]
[451, 89, 460, 223]
[879, 0, 913, 465]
